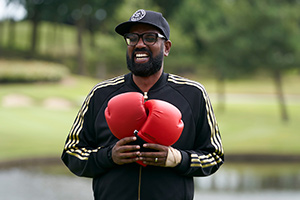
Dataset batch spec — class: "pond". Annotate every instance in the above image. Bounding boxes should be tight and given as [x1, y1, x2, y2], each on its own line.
[0, 162, 299, 200]
[194, 163, 300, 200]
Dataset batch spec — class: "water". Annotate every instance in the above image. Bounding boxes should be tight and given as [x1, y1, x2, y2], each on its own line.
[194, 163, 300, 200]
[0, 167, 93, 200]
[0, 163, 299, 200]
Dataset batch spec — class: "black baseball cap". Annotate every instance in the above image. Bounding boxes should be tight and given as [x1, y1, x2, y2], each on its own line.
[115, 9, 170, 40]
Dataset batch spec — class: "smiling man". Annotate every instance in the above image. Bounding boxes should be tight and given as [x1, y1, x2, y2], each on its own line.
[125, 24, 169, 78]
[62, 9, 224, 200]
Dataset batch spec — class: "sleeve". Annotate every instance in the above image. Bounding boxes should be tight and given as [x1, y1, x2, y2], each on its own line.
[61, 89, 117, 178]
[174, 87, 224, 177]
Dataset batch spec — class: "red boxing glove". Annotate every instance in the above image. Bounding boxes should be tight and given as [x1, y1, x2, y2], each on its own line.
[136, 99, 184, 146]
[105, 92, 147, 139]
[105, 93, 184, 167]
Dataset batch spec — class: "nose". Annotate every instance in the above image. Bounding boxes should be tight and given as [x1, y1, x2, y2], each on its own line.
[135, 36, 146, 48]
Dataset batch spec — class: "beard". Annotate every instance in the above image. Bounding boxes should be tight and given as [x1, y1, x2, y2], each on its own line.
[126, 46, 164, 77]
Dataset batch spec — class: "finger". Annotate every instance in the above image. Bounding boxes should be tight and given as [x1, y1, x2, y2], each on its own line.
[142, 143, 166, 151]
[139, 149, 168, 159]
[113, 150, 141, 165]
[140, 157, 165, 166]
[118, 151, 141, 159]
[118, 144, 140, 153]
[138, 151, 167, 165]
[117, 136, 137, 146]
[118, 156, 140, 164]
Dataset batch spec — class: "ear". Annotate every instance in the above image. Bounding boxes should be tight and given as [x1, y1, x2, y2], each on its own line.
[164, 40, 172, 57]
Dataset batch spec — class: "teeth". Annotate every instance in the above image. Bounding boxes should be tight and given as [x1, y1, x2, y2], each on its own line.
[136, 54, 148, 58]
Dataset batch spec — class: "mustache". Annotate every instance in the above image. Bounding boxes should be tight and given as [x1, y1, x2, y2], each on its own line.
[132, 48, 152, 56]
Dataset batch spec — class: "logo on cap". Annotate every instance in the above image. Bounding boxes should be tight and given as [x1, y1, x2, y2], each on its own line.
[130, 9, 146, 22]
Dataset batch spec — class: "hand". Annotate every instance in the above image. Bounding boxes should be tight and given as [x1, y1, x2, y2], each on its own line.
[139, 144, 182, 167]
[138, 143, 169, 167]
[111, 136, 141, 165]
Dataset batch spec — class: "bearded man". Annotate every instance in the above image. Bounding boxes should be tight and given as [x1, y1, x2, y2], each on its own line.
[62, 9, 224, 200]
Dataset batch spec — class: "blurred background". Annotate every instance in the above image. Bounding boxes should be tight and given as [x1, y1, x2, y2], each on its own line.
[0, 0, 299, 199]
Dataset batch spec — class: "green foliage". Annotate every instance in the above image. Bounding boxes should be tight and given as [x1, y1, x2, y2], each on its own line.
[229, 0, 300, 71]
[0, 59, 69, 83]
[1, 0, 300, 78]
[173, 0, 300, 79]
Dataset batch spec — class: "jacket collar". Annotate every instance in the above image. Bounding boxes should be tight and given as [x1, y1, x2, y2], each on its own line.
[125, 72, 168, 92]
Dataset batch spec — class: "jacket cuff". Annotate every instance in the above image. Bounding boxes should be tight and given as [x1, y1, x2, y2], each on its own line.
[97, 144, 117, 169]
[173, 150, 190, 174]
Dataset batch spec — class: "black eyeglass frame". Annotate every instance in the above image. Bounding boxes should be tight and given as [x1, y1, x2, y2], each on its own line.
[123, 32, 166, 46]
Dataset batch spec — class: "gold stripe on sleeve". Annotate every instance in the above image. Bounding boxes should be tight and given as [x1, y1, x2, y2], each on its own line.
[168, 74, 224, 168]
[64, 75, 125, 160]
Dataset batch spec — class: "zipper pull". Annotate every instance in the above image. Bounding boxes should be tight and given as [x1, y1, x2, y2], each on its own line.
[143, 92, 148, 101]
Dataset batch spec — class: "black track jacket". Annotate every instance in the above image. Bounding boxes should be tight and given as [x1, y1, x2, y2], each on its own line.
[61, 72, 224, 200]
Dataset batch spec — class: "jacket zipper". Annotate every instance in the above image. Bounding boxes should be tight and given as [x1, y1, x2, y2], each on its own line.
[138, 166, 142, 200]
[137, 92, 147, 200]
[143, 92, 148, 101]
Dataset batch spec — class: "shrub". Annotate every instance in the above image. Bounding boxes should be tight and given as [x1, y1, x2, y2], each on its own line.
[0, 60, 69, 83]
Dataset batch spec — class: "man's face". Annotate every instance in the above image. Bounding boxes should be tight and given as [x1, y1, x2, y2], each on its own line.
[126, 24, 167, 77]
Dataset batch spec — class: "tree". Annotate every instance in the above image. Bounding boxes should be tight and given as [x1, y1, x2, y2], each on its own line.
[151, 0, 183, 19]
[174, 0, 254, 111]
[24, 0, 46, 56]
[175, 0, 300, 120]
[2, 0, 25, 49]
[19, 0, 63, 56]
[229, 0, 300, 121]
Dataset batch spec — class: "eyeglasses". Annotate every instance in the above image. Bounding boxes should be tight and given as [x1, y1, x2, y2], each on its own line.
[124, 32, 166, 46]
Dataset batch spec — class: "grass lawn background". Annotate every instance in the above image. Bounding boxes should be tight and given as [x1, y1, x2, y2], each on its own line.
[0, 73, 299, 161]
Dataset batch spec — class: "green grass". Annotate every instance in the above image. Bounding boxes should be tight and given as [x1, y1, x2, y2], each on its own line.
[0, 74, 299, 161]
[0, 106, 78, 160]
[0, 75, 98, 103]
[216, 104, 300, 155]
[0, 75, 99, 161]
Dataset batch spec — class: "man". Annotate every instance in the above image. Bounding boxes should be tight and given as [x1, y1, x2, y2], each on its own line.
[62, 9, 224, 200]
